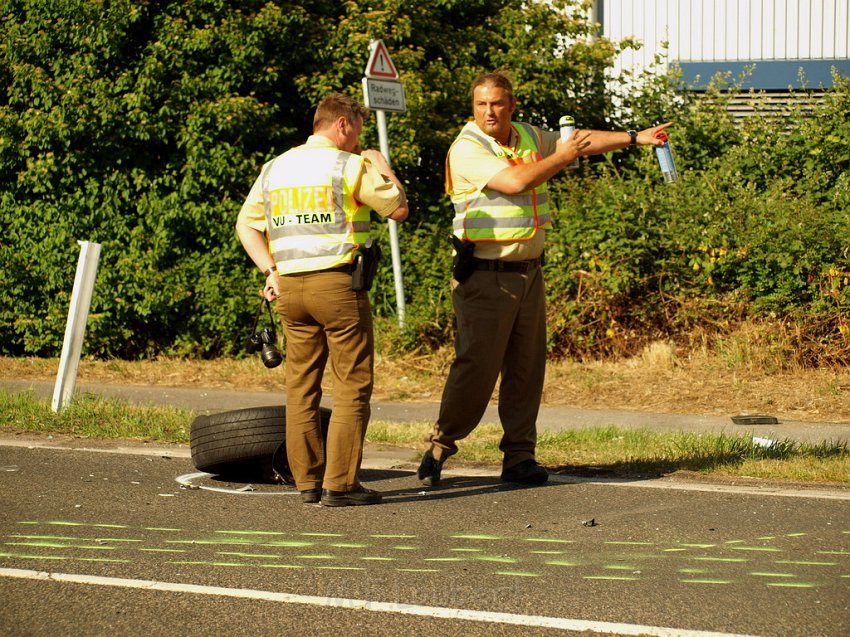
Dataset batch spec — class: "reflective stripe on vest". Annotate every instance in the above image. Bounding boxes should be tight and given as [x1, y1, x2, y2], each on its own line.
[446, 121, 552, 242]
[262, 146, 370, 274]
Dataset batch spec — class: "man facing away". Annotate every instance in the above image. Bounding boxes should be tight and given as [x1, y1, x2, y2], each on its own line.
[419, 72, 670, 486]
[237, 93, 408, 506]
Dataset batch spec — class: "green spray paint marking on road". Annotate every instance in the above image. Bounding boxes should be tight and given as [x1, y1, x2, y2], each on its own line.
[775, 560, 837, 566]
[167, 560, 247, 567]
[678, 543, 716, 549]
[11, 535, 83, 541]
[766, 582, 818, 588]
[6, 518, 850, 592]
[301, 532, 344, 537]
[329, 543, 370, 549]
[46, 521, 128, 528]
[530, 550, 565, 555]
[0, 552, 67, 561]
[264, 540, 315, 548]
[218, 552, 281, 559]
[216, 530, 285, 536]
[7, 542, 115, 551]
[6, 541, 72, 549]
[605, 541, 655, 546]
[475, 555, 518, 564]
[165, 539, 259, 546]
[317, 566, 366, 571]
[583, 575, 640, 581]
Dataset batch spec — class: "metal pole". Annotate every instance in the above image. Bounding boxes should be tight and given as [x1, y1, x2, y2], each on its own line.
[375, 108, 406, 328]
[52, 240, 102, 412]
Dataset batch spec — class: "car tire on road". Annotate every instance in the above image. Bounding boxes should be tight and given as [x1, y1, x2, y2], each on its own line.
[190, 405, 331, 484]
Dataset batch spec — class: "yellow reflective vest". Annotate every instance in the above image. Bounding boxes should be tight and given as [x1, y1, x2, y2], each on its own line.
[446, 121, 552, 242]
[261, 145, 370, 274]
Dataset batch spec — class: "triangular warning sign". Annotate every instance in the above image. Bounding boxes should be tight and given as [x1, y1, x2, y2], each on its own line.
[365, 40, 399, 79]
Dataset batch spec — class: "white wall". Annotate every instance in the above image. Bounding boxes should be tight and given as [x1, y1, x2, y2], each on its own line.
[599, 0, 850, 74]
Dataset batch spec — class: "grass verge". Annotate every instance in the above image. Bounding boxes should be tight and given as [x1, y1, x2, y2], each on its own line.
[366, 422, 850, 484]
[3, 390, 848, 484]
[0, 390, 192, 444]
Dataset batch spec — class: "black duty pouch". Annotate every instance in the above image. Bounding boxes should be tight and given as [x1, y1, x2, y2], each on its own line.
[351, 240, 382, 292]
[450, 235, 476, 283]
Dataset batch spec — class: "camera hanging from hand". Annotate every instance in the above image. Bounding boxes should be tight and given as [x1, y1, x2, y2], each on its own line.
[246, 299, 283, 368]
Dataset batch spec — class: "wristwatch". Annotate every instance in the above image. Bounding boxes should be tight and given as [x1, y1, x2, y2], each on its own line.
[263, 265, 277, 277]
[627, 130, 637, 147]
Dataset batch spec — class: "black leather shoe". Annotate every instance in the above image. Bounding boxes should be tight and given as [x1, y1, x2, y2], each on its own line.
[417, 449, 443, 486]
[321, 486, 382, 507]
[300, 488, 321, 504]
[500, 459, 548, 485]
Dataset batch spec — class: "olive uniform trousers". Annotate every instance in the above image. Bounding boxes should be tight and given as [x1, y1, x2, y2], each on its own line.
[276, 269, 374, 493]
[428, 262, 547, 469]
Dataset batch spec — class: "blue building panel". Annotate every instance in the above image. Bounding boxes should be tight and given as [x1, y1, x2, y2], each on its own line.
[676, 59, 850, 91]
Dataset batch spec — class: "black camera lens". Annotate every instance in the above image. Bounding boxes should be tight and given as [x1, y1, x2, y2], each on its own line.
[247, 328, 282, 367]
[260, 344, 283, 368]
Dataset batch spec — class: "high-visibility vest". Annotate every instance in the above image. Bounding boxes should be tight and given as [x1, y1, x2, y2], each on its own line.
[446, 121, 552, 242]
[262, 145, 370, 274]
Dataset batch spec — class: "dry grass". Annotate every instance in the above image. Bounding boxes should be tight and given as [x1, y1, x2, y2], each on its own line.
[2, 337, 849, 423]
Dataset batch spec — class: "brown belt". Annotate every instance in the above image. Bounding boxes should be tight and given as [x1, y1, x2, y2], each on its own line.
[283, 265, 351, 276]
[472, 257, 541, 273]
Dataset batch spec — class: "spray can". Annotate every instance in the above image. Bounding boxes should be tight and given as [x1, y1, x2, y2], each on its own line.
[558, 115, 580, 169]
[654, 131, 679, 183]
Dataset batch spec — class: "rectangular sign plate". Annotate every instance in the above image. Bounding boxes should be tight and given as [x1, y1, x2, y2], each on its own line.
[361, 77, 406, 113]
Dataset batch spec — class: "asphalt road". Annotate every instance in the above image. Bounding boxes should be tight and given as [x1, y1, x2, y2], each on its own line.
[1, 438, 849, 637]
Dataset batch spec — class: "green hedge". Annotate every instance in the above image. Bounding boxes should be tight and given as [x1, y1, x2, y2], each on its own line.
[1, 1, 848, 364]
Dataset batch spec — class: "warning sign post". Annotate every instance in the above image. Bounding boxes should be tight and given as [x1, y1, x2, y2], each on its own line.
[362, 40, 407, 327]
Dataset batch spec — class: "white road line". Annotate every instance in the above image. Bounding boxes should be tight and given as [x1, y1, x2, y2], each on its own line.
[0, 567, 761, 637]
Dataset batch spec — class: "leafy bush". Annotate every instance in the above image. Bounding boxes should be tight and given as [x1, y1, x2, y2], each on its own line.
[542, 71, 850, 362]
[1, 1, 847, 366]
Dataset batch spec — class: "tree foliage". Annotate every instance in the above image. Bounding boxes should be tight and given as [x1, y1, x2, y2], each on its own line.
[1, 0, 847, 364]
